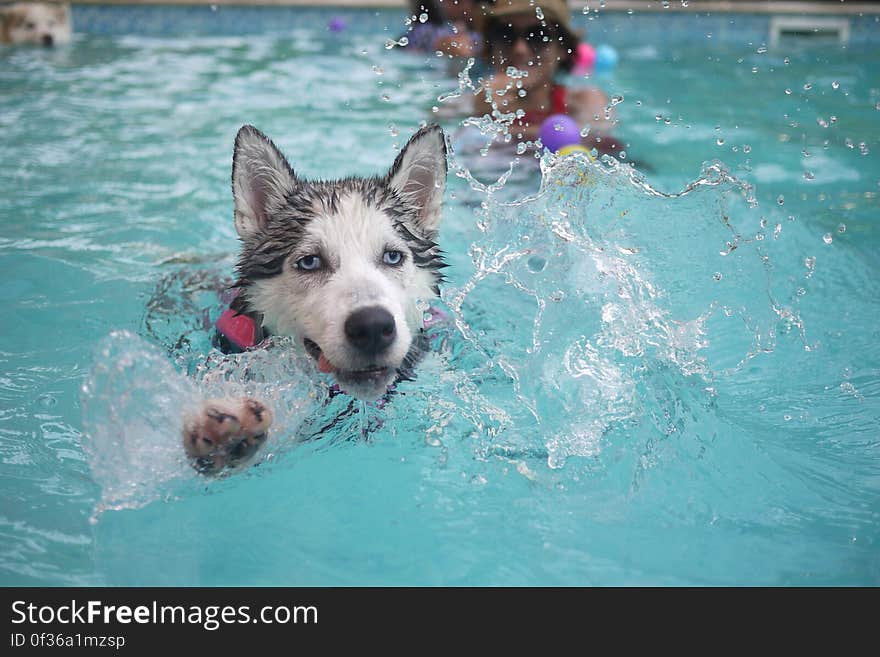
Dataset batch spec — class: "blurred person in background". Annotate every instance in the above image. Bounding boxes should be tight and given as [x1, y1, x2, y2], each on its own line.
[476, 0, 622, 156]
[404, 0, 484, 64]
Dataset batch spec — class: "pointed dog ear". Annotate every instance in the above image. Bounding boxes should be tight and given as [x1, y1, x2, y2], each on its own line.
[386, 125, 447, 235]
[231, 125, 297, 238]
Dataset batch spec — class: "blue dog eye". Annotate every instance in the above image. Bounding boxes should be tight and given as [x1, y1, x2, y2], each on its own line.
[383, 250, 404, 266]
[296, 255, 322, 271]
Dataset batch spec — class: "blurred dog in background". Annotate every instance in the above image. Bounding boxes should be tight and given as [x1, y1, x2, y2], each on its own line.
[0, 2, 71, 46]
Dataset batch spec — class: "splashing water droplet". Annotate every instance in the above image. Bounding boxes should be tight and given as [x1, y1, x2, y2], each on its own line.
[419, 12, 428, 23]
[381, 93, 391, 102]
[803, 82, 813, 91]
[832, 80, 840, 89]
[784, 88, 792, 95]
[385, 37, 408, 49]
[838, 223, 846, 233]
[716, 138, 725, 146]
[713, 272, 723, 281]
[783, 57, 790, 65]
[823, 233, 833, 244]
[536, 7, 545, 19]
[516, 142, 527, 155]
[777, 195, 785, 206]
[372, 65, 384, 75]
[388, 124, 399, 137]
[859, 142, 869, 155]
[803, 170, 815, 180]
[743, 144, 752, 153]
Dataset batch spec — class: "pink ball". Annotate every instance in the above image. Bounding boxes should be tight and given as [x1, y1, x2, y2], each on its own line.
[539, 114, 581, 153]
[574, 43, 596, 75]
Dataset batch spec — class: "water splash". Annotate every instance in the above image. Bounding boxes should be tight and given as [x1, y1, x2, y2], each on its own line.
[439, 151, 793, 468]
[81, 331, 199, 519]
[81, 330, 324, 519]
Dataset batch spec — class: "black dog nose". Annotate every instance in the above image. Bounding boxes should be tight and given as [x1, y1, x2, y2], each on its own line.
[344, 306, 396, 355]
[42, 34, 54, 46]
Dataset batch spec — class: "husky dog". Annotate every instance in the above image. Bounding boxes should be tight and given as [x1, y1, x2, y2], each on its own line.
[183, 124, 448, 473]
[0, 2, 71, 46]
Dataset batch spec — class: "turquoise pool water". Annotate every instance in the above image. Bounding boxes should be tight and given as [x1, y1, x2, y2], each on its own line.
[1, 6, 878, 585]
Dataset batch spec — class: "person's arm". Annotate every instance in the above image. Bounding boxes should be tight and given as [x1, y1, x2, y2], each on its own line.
[567, 86, 616, 137]
[433, 31, 477, 58]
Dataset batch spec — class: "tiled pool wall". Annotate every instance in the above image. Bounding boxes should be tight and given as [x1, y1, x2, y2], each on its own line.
[69, 4, 880, 46]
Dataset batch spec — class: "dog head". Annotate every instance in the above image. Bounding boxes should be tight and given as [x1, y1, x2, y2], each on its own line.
[230, 124, 447, 401]
[0, 2, 71, 46]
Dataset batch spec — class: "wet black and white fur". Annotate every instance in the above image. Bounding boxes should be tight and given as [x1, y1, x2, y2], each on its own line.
[183, 124, 448, 472]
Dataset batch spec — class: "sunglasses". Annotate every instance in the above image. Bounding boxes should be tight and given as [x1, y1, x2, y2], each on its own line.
[487, 22, 559, 52]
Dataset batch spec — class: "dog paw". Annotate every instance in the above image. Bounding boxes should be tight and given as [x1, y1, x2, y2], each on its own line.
[182, 397, 273, 475]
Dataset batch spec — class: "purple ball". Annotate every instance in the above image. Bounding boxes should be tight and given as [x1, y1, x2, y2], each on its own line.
[539, 114, 581, 153]
[328, 17, 347, 33]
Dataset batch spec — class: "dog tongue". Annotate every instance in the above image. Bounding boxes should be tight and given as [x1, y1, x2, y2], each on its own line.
[317, 352, 337, 374]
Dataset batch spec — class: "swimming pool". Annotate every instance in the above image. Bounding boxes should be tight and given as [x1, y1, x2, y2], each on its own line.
[1, 4, 878, 585]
